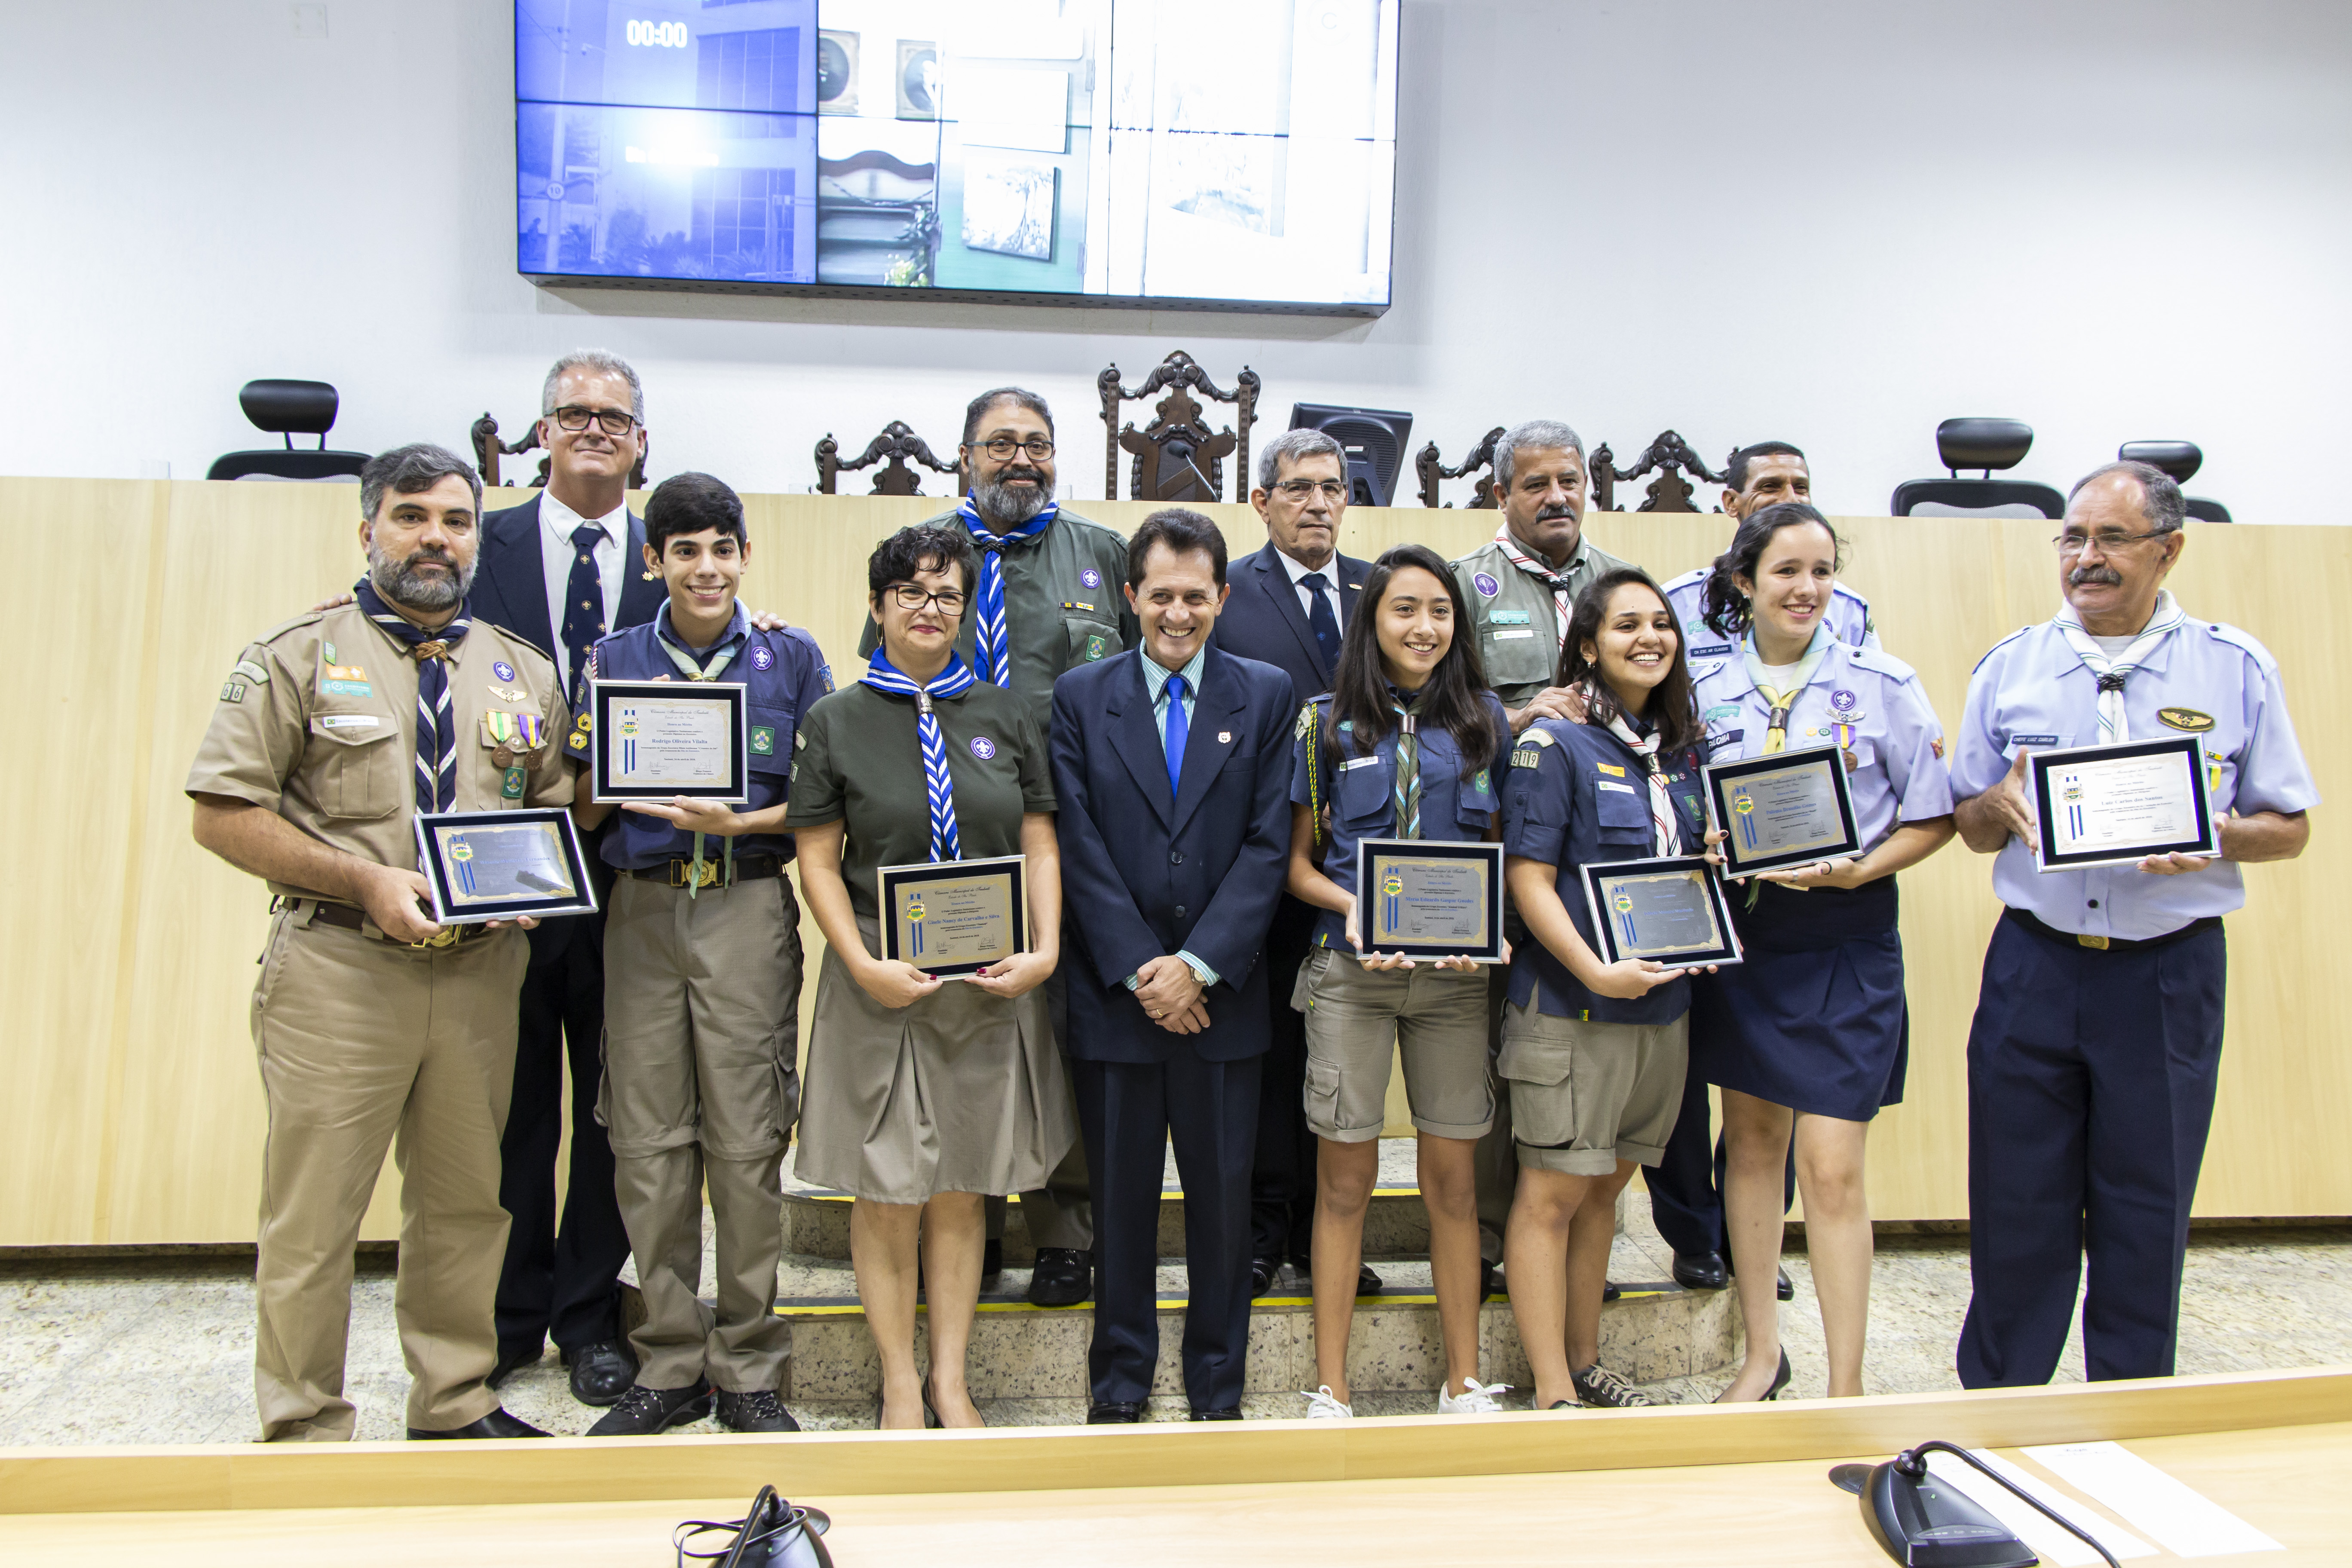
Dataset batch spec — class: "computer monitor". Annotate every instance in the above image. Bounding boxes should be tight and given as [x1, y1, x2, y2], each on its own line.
[1287, 403, 1413, 508]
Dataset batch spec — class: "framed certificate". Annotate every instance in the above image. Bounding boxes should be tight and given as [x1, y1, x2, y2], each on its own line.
[589, 680, 748, 803]
[413, 808, 599, 925]
[1703, 746, 1864, 877]
[1354, 839, 1507, 962]
[1579, 855, 1743, 968]
[2030, 735, 2217, 872]
[878, 854, 1027, 978]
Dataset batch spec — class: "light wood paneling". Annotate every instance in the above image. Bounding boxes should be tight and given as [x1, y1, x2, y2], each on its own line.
[3, 481, 2342, 1243]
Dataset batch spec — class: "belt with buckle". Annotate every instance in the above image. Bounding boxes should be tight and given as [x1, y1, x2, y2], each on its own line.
[283, 897, 497, 949]
[622, 855, 784, 889]
[2003, 906, 2221, 955]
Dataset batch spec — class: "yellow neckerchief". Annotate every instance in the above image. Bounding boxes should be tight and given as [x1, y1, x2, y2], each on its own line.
[1742, 623, 1831, 754]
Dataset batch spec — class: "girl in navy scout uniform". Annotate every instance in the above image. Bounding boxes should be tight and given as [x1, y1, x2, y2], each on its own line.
[1501, 567, 1720, 1412]
[1686, 502, 1954, 1402]
[1286, 545, 1510, 1419]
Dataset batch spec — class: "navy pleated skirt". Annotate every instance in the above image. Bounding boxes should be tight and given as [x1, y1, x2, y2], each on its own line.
[1689, 877, 1908, 1122]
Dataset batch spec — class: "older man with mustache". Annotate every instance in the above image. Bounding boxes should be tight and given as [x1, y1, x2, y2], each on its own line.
[1950, 460, 2316, 1389]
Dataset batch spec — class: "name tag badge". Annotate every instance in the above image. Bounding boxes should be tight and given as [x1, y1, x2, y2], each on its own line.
[320, 714, 381, 730]
[1596, 763, 1625, 777]
[1340, 755, 1382, 772]
[1489, 610, 1532, 626]
[1490, 628, 1537, 641]
[1597, 780, 1636, 795]
[2012, 734, 2061, 747]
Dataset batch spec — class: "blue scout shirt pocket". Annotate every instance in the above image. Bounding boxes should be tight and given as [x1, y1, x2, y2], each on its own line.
[1334, 752, 1394, 826]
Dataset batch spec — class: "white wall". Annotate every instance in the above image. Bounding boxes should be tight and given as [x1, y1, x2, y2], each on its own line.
[2, 0, 2346, 522]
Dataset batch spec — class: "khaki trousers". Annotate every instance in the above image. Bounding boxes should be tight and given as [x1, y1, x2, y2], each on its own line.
[601, 874, 800, 1392]
[250, 906, 527, 1441]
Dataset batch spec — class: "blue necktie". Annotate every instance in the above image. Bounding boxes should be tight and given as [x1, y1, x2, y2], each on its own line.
[560, 523, 605, 713]
[1300, 571, 1341, 670]
[1163, 672, 1189, 799]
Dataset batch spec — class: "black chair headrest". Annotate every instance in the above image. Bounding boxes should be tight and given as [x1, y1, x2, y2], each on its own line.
[240, 379, 340, 436]
[1936, 417, 2033, 475]
[2118, 440, 2203, 486]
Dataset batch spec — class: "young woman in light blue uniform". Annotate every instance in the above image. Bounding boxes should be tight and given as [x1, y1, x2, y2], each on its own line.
[1686, 502, 1955, 1403]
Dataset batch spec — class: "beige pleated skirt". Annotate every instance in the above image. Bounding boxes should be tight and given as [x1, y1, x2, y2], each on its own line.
[795, 915, 1077, 1204]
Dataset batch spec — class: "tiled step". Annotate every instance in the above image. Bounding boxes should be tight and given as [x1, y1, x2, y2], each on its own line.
[772, 1274, 1738, 1403]
[782, 1184, 1437, 1264]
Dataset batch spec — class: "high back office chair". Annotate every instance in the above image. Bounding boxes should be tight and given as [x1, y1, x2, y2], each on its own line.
[206, 380, 371, 481]
[1889, 418, 2066, 519]
[2119, 440, 2233, 522]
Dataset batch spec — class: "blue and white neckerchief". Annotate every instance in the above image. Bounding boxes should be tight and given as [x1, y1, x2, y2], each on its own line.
[2055, 589, 2188, 744]
[860, 649, 979, 861]
[956, 495, 1056, 686]
[355, 576, 471, 819]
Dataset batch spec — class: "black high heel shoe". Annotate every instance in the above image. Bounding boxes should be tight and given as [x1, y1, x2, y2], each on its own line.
[1714, 1348, 1793, 1404]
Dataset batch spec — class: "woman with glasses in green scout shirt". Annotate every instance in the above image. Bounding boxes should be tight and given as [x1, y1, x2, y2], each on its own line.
[1286, 544, 1512, 1419]
[787, 525, 1072, 1431]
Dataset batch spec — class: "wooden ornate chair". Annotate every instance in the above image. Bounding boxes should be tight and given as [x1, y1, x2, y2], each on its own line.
[1413, 426, 1505, 508]
[469, 411, 647, 490]
[815, 421, 959, 496]
[1096, 350, 1261, 504]
[1590, 430, 1724, 513]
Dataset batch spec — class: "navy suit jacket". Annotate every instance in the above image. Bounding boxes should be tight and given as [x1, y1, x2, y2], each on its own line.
[1051, 646, 1297, 1065]
[469, 491, 666, 959]
[1207, 540, 1371, 707]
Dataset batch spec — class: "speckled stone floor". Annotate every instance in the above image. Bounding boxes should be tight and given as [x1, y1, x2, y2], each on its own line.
[5, 1142, 2346, 1442]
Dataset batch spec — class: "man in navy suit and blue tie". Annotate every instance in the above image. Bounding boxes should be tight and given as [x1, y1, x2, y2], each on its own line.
[1052, 509, 1297, 1421]
[464, 350, 670, 1407]
[1210, 429, 1378, 1298]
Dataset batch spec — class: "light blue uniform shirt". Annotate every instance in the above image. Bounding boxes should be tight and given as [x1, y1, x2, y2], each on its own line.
[1663, 568, 1878, 661]
[1690, 637, 1954, 853]
[1130, 645, 1216, 986]
[1953, 615, 2319, 940]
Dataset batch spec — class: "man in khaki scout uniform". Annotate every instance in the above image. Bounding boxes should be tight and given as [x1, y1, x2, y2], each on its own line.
[188, 443, 571, 1442]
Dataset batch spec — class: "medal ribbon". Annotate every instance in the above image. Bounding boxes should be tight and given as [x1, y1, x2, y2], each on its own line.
[956, 496, 1057, 686]
[1602, 711, 1679, 855]
[1743, 624, 1832, 754]
[651, 606, 749, 896]
[860, 648, 980, 862]
[355, 577, 472, 828]
[2055, 589, 2188, 744]
[1390, 688, 1426, 839]
[1491, 520, 1578, 647]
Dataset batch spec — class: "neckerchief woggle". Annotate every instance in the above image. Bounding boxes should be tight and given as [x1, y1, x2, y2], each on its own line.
[354, 576, 471, 862]
[2055, 589, 2189, 744]
[859, 648, 980, 861]
[1600, 709, 1679, 855]
[1743, 622, 1832, 754]
[1491, 520, 1580, 647]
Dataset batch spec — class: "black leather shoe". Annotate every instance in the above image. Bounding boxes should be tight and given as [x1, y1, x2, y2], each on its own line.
[488, 1339, 542, 1389]
[407, 1407, 550, 1439]
[982, 1238, 1004, 1293]
[1778, 1267, 1795, 1302]
[1087, 1400, 1144, 1423]
[1603, 1281, 1622, 1302]
[1028, 1247, 1093, 1307]
[715, 1388, 801, 1433]
[561, 1339, 637, 1407]
[585, 1381, 714, 1437]
[1479, 1260, 1501, 1302]
[1672, 1250, 1730, 1291]
[1250, 1256, 1281, 1298]
[1357, 1262, 1383, 1296]
[1190, 1407, 1242, 1421]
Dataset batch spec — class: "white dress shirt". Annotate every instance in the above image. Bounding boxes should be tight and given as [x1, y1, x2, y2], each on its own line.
[538, 489, 628, 691]
[1275, 544, 1346, 630]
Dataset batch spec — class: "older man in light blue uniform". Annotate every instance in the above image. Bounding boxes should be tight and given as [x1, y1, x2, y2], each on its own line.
[1660, 443, 1878, 664]
[1950, 461, 2316, 1388]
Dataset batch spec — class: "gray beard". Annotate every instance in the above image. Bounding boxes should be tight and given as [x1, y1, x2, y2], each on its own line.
[971, 477, 1052, 527]
[369, 544, 475, 612]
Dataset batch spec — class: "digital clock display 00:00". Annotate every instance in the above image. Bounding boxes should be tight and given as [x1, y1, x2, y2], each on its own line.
[625, 18, 689, 48]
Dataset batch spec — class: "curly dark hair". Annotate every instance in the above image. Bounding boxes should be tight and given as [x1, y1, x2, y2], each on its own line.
[866, 523, 977, 599]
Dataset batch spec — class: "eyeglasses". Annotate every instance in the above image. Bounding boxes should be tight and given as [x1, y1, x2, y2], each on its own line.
[2053, 527, 2171, 556]
[551, 405, 640, 437]
[1274, 478, 1348, 501]
[888, 584, 968, 613]
[976, 435, 1055, 461]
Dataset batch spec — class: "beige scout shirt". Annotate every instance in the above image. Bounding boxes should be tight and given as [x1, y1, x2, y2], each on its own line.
[186, 602, 573, 901]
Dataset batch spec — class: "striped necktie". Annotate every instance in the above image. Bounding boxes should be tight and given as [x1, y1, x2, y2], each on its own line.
[1390, 689, 1426, 838]
[2055, 590, 2189, 744]
[1602, 711, 1678, 855]
[956, 496, 1057, 687]
[860, 649, 980, 861]
[356, 577, 470, 819]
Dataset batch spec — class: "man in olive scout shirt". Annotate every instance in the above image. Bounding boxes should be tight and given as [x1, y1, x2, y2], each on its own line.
[187, 444, 570, 1442]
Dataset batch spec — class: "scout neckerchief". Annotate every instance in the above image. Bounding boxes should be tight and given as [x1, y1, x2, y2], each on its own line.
[2055, 588, 2188, 744]
[1600, 709, 1679, 855]
[860, 648, 979, 861]
[1743, 623, 1832, 754]
[1389, 685, 1427, 838]
[653, 605, 749, 896]
[355, 577, 471, 823]
[1491, 519, 1580, 647]
[956, 496, 1057, 687]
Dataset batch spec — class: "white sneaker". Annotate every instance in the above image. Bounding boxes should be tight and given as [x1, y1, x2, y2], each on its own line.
[1436, 1377, 1511, 1415]
[1302, 1385, 1354, 1419]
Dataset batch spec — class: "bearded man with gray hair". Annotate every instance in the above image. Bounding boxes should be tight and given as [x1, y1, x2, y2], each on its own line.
[188, 443, 573, 1441]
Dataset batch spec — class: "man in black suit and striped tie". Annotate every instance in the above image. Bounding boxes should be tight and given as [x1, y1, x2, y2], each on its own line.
[1208, 428, 1377, 1297]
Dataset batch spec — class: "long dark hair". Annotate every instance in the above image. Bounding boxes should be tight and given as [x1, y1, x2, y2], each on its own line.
[1559, 567, 1703, 753]
[1698, 501, 1847, 637]
[1327, 544, 1502, 769]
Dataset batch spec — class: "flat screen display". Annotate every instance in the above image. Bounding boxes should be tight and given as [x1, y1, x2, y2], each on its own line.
[514, 0, 1397, 313]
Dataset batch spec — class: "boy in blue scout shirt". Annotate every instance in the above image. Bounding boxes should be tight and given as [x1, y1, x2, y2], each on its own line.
[1499, 567, 1720, 1414]
[564, 472, 831, 1437]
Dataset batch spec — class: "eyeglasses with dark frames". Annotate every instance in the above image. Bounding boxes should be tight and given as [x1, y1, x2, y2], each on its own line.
[888, 584, 969, 613]
[976, 435, 1055, 460]
[551, 405, 640, 437]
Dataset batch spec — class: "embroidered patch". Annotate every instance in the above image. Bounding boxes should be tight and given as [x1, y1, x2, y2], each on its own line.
[1830, 689, 1858, 714]
[970, 736, 997, 760]
[219, 680, 245, 703]
[1064, 600, 1096, 613]
[750, 645, 775, 672]
[1295, 703, 1317, 740]
[751, 725, 776, 755]
[319, 680, 372, 697]
[1690, 644, 1733, 658]
[1598, 780, 1636, 794]
[501, 767, 524, 799]
[818, 664, 835, 692]
[1471, 769, 1490, 793]
[235, 658, 270, 685]
[1596, 763, 1624, 776]
[324, 664, 367, 682]
[1489, 610, 1532, 626]
[1472, 572, 1501, 598]
[796, 729, 807, 750]
[492, 660, 516, 682]
[1084, 634, 1108, 661]
[320, 714, 380, 729]
[1081, 567, 1102, 589]
[567, 729, 590, 753]
[1490, 629, 1536, 641]
[322, 640, 337, 664]
[1703, 704, 1741, 722]
[2158, 706, 2216, 733]
[1511, 747, 1542, 769]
